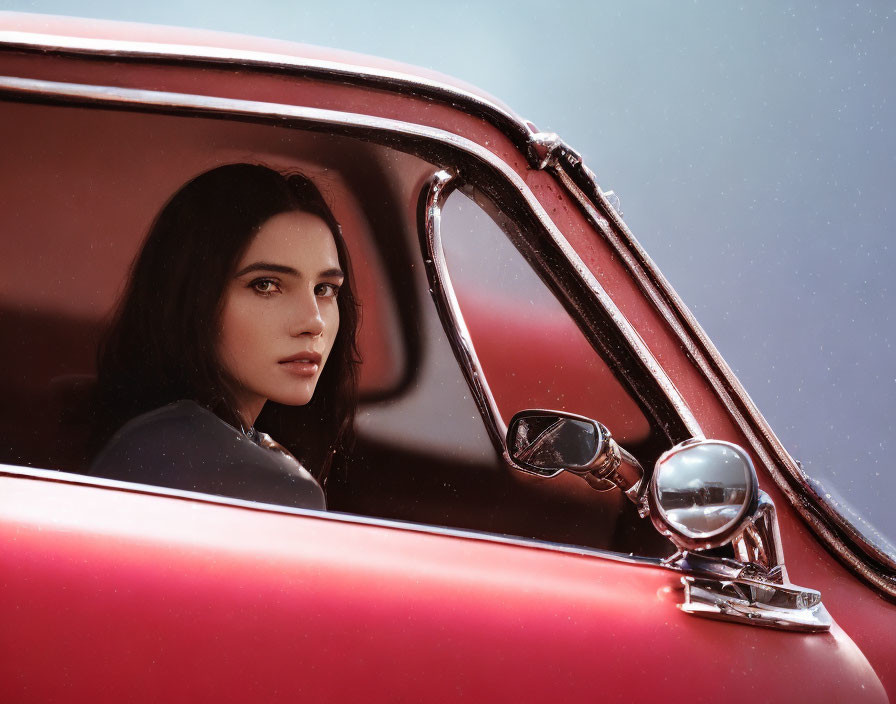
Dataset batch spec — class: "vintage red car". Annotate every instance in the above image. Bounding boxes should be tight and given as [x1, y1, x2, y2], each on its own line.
[0, 12, 893, 702]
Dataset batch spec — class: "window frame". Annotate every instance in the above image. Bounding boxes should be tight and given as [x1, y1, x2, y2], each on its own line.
[4, 26, 894, 598]
[0, 73, 700, 561]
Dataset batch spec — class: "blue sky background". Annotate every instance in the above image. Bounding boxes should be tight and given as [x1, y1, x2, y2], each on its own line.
[2, 0, 894, 542]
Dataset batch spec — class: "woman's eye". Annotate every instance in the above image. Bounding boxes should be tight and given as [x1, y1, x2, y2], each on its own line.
[249, 278, 281, 295]
[315, 283, 340, 298]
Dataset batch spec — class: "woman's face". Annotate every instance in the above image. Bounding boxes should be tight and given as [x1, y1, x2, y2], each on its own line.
[216, 210, 343, 425]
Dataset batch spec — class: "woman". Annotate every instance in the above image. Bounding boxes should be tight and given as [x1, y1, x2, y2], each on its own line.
[89, 164, 360, 509]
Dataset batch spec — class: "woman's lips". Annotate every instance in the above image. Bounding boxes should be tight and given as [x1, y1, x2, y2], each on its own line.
[279, 351, 322, 377]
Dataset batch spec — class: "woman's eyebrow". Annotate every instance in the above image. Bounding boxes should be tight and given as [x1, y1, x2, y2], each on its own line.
[319, 268, 345, 279]
[234, 262, 345, 279]
[234, 262, 298, 277]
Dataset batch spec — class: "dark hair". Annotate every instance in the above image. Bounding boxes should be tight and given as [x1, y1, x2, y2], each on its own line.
[91, 163, 360, 486]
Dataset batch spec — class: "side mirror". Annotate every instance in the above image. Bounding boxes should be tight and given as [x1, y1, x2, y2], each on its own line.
[506, 410, 645, 507]
[646, 439, 831, 632]
[648, 439, 758, 551]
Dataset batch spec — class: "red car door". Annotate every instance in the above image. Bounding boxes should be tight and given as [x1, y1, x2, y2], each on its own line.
[0, 468, 886, 702]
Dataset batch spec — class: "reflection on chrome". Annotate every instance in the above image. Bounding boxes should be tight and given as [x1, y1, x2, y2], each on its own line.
[651, 440, 756, 547]
[662, 502, 743, 536]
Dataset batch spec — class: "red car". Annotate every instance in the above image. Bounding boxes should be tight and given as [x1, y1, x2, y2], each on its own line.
[0, 12, 893, 702]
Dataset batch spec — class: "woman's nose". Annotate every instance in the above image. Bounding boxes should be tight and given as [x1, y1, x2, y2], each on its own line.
[290, 295, 325, 337]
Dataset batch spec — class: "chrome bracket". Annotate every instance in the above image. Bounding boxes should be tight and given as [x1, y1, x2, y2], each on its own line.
[526, 131, 592, 176]
[666, 494, 832, 632]
[527, 131, 593, 179]
[730, 491, 788, 581]
[526, 130, 565, 170]
[526, 131, 622, 217]
[679, 575, 831, 632]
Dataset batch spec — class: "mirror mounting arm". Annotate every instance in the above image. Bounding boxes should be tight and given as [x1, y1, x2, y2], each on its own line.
[729, 491, 787, 581]
[579, 436, 648, 515]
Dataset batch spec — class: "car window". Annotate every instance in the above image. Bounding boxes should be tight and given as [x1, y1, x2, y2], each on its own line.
[0, 96, 670, 556]
[439, 188, 654, 447]
[0, 100, 404, 474]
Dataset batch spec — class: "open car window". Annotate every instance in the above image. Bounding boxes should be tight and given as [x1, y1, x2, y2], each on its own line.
[0, 95, 671, 557]
[0, 100, 409, 470]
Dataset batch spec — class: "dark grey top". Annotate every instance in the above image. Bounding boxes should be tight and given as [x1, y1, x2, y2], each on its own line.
[90, 400, 326, 510]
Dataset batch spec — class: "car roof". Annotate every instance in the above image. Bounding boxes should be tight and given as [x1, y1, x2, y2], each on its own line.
[0, 11, 521, 117]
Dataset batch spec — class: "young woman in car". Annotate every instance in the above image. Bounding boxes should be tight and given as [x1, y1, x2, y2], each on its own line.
[89, 164, 361, 509]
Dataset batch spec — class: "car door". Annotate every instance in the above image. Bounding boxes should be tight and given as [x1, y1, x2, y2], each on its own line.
[0, 13, 891, 702]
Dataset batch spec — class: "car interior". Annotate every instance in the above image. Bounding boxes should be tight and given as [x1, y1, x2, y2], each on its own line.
[0, 98, 674, 557]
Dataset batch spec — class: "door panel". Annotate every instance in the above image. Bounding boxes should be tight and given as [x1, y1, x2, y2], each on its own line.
[0, 471, 884, 703]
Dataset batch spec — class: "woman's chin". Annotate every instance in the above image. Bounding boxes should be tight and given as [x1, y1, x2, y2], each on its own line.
[269, 385, 317, 407]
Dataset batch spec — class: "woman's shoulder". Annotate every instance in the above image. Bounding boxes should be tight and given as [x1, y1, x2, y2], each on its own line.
[90, 400, 326, 510]
[91, 400, 241, 463]
[102, 400, 239, 441]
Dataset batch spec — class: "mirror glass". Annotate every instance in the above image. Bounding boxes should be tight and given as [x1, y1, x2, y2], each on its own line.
[653, 442, 753, 539]
[508, 414, 599, 471]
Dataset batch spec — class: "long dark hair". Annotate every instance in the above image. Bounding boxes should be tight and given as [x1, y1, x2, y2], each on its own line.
[91, 163, 360, 486]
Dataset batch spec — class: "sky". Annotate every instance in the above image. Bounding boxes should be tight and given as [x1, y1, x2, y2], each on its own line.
[2, 0, 893, 544]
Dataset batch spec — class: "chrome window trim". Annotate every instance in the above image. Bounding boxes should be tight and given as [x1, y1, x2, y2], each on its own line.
[0, 74, 703, 567]
[0, 29, 535, 155]
[0, 30, 702, 434]
[418, 170, 519, 468]
[541, 139, 896, 597]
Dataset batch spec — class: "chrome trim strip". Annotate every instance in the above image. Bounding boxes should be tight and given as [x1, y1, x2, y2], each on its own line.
[421, 174, 665, 480]
[0, 463, 662, 569]
[548, 141, 896, 597]
[0, 29, 534, 153]
[0, 74, 699, 449]
[418, 170, 521, 468]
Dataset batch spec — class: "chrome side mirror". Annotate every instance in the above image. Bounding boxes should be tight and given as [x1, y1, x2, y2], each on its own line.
[648, 439, 758, 552]
[648, 438, 831, 632]
[506, 410, 645, 508]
